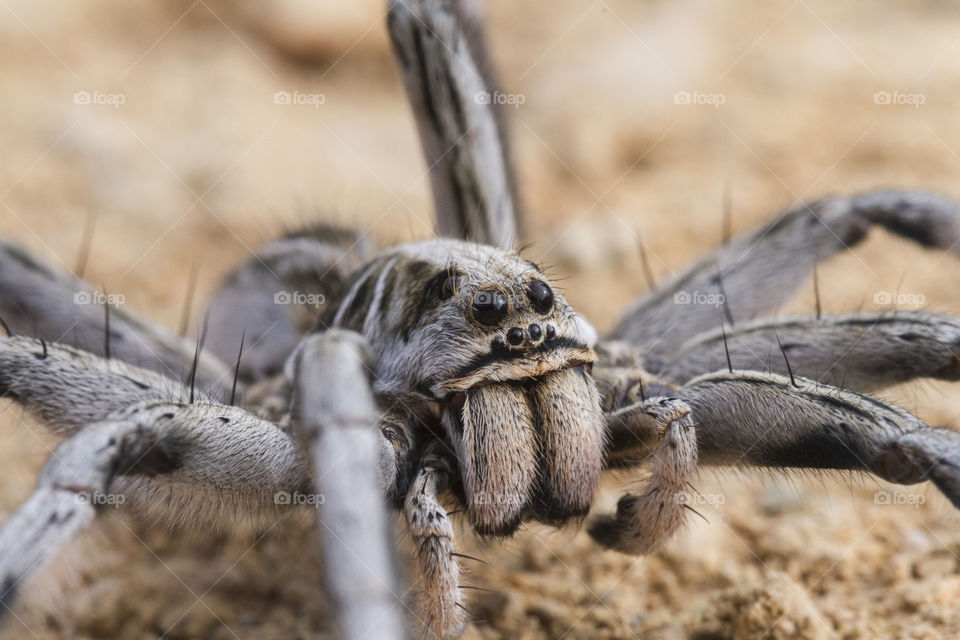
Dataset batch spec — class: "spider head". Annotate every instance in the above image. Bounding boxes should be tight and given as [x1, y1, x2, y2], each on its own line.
[329, 239, 606, 536]
[436, 258, 599, 395]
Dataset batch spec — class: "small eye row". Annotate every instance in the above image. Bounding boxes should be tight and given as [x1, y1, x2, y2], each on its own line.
[491, 323, 557, 351]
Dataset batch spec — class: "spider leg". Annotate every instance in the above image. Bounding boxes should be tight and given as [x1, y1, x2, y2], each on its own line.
[205, 224, 374, 383]
[603, 397, 677, 468]
[291, 331, 406, 640]
[661, 311, 960, 391]
[0, 237, 229, 390]
[0, 334, 310, 522]
[612, 189, 960, 356]
[0, 397, 313, 616]
[387, 0, 520, 248]
[404, 446, 465, 639]
[0, 418, 171, 617]
[676, 371, 960, 507]
[589, 398, 697, 554]
[0, 334, 198, 435]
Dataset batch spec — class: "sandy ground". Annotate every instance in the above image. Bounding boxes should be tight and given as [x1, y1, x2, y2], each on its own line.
[2, 0, 960, 637]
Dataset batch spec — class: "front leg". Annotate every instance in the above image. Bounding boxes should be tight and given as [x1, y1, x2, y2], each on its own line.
[404, 446, 465, 638]
[589, 397, 697, 555]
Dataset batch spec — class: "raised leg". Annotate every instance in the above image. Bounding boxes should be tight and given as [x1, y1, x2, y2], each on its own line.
[387, 0, 520, 248]
[612, 189, 960, 356]
[660, 311, 960, 391]
[589, 397, 697, 554]
[677, 371, 960, 507]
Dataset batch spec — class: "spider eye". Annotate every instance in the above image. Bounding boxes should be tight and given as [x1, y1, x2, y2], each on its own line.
[440, 272, 461, 300]
[472, 289, 509, 326]
[526, 280, 554, 314]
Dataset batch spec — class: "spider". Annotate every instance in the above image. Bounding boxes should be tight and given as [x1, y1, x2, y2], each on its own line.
[1, 0, 960, 638]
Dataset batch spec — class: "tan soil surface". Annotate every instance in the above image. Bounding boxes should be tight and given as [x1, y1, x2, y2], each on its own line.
[1, 1, 960, 638]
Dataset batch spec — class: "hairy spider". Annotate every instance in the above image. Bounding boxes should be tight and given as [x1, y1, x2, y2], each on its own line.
[2, 1, 960, 638]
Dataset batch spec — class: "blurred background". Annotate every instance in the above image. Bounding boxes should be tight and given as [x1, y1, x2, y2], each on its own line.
[2, 0, 960, 637]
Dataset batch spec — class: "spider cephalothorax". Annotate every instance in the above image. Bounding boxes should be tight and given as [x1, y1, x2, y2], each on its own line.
[326, 238, 605, 535]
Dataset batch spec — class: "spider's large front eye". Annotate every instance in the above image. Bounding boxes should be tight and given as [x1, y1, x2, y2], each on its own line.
[472, 289, 509, 326]
[426, 268, 461, 302]
[526, 280, 554, 314]
[440, 272, 461, 300]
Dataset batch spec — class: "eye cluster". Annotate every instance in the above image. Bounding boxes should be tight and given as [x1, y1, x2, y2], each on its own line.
[470, 279, 554, 328]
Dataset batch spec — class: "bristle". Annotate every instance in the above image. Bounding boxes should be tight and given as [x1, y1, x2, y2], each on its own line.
[636, 233, 656, 291]
[230, 328, 245, 406]
[721, 322, 733, 373]
[103, 291, 111, 360]
[683, 503, 709, 523]
[721, 179, 732, 246]
[813, 264, 822, 320]
[716, 270, 734, 326]
[178, 262, 200, 337]
[451, 552, 486, 565]
[188, 337, 200, 404]
[74, 209, 98, 279]
[776, 333, 797, 387]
